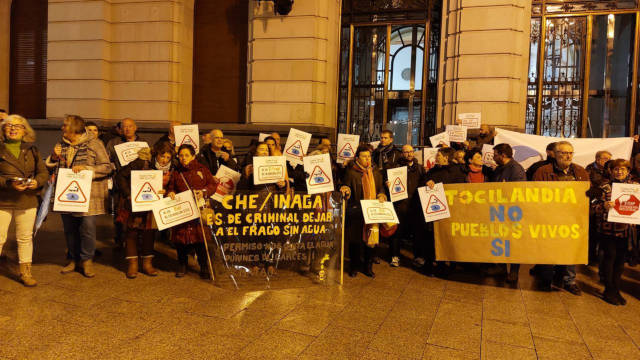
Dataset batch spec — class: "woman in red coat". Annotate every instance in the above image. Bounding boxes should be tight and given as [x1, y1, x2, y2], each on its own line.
[167, 144, 218, 278]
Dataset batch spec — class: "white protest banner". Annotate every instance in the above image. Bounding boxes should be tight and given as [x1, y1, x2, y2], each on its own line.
[211, 165, 242, 203]
[151, 190, 200, 231]
[458, 113, 481, 129]
[283, 128, 312, 166]
[446, 125, 468, 143]
[361, 200, 400, 224]
[337, 133, 360, 164]
[304, 153, 334, 195]
[131, 170, 163, 212]
[174, 124, 200, 154]
[429, 132, 450, 147]
[482, 144, 497, 168]
[113, 141, 149, 167]
[494, 128, 634, 169]
[414, 149, 423, 165]
[253, 156, 286, 185]
[418, 183, 450, 222]
[423, 148, 439, 170]
[607, 183, 640, 225]
[258, 133, 271, 142]
[370, 141, 381, 150]
[53, 169, 94, 213]
[387, 166, 408, 202]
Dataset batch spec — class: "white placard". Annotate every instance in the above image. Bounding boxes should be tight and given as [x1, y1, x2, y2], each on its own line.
[174, 124, 200, 154]
[53, 169, 94, 213]
[481, 144, 497, 169]
[446, 125, 468, 143]
[458, 113, 481, 129]
[283, 128, 312, 166]
[607, 183, 640, 225]
[423, 148, 439, 170]
[429, 132, 450, 147]
[259, 133, 271, 142]
[113, 141, 149, 167]
[370, 141, 381, 150]
[414, 149, 423, 165]
[253, 156, 286, 185]
[131, 170, 163, 212]
[303, 153, 334, 195]
[151, 190, 200, 231]
[211, 165, 242, 203]
[387, 166, 408, 202]
[337, 134, 360, 164]
[418, 183, 451, 222]
[361, 200, 400, 224]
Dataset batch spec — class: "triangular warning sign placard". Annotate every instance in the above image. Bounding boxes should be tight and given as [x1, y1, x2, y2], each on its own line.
[426, 194, 446, 214]
[286, 140, 304, 158]
[180, 135, 197, 148]
[390, 177, 406, 195]
[135, 182, 160, 203]
[308, 165, 331, 186]
[215, 177, 236, 196]
[338, 143, 355, 158]
[57, 180, 87, 203]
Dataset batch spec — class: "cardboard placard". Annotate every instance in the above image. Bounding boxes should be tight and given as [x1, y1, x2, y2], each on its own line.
[53, 168, 94, 213]
[174, 124, 200, 154]
[446, 125, 468, 143]
[458, 113, 481, 129]
[423, 148, 439, 170]
[303, 153, 334, 195]
[337, 134, 360, 164]
[429, 132, 450, 148]
[387, 166, 408, 202]
[131, 170, 163, 212]
[258, 133, 271, 142]
[113, 141, 149, 167]
[211, 165, 242, 203]
[418, 184, 451, 222]
[361, 200, 400, 224]
[253, 156, 286, 185]
[151, 190, 200, 231]
[482, 144, 497, 168]
[283, 128, 312, 166]
[608, 182, 640, 225]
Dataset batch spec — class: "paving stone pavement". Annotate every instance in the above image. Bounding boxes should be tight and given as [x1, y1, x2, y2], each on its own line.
[1, 215, 640, 359]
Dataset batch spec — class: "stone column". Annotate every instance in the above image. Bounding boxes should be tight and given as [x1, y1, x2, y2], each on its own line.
[0, 0, 10, 111]
[437, 0, 531, 131]
[247, 0, 341, 129]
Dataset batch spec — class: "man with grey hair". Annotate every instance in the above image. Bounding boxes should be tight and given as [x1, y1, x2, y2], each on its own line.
[198, 129, 238, 176]
[532, 141, 590, 295]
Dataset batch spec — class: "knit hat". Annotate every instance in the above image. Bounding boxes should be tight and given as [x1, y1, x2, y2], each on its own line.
[137, 147, 151, 161]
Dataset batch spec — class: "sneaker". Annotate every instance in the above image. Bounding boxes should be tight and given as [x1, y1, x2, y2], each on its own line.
[390, 257, 400, 267]
[563, 283, 582, 296]
[413, 257, 425, 267]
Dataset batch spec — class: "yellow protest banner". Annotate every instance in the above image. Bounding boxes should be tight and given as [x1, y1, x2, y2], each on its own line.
[434, 181, 589, 264]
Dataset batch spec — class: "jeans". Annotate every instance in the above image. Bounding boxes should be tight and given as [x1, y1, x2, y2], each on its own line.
[0, 208, 37, 264]
[61, 215, 96, 261]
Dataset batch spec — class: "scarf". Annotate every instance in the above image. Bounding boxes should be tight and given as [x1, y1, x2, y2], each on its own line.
[467, 164, 485, 183]
[155, 159, 171, 173]
[353, 160, 379, 247]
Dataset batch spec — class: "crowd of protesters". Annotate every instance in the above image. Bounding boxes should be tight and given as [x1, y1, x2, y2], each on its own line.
[0, 111, 639, 307]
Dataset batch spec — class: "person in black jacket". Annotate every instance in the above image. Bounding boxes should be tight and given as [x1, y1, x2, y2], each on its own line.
[526, 142, 556, 181]
[340, 144, 387, 278]
[392, 145, 428, 269]
[198, 129, 238, 177]
[372, 130, 402, 175]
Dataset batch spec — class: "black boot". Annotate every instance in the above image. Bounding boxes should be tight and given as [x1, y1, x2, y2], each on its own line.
[603, 287, 620, 305]
[363, 260, 375, 278]
[198, 260, 211, 279]
[175, 264, 187, 278]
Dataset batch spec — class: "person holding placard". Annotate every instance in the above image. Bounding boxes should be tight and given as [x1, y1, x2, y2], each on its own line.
[239, 142, 288, 194]
[372, 130, 402, 176]
[340, 144, 387, 278]
[592, 159, 636, 305]
[198, 129, 238, 177]
[166, 144, 218, 279]
[46, 115, 111, 278]
[0, 115, 48, 286]
[115, 148, 163, 279]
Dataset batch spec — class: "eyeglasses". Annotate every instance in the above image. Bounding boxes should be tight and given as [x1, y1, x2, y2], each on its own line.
[5, 124, 25, 130]
[556, 151, 574, 156]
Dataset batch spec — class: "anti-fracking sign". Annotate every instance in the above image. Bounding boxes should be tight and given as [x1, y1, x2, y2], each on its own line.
[608, 182, 640, 225]
[418, 183, 450, 222]
[53, 168, 94, 213]
[337, 134, 360, 164]
[387, 166, 408, 202]
[131, 170, 163, 212]
[174, 124, 200, 154]
[303, 153, 334, 195]
[283, 128, 311, 166]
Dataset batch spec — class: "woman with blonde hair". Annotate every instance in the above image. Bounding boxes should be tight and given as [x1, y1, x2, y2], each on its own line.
[0, 115, 48, 286]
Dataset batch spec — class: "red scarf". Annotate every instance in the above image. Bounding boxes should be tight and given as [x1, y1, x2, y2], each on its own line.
[353, 160, 379, 247]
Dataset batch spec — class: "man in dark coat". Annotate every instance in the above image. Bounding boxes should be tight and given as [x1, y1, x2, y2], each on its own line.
[532, 141, 590, 295]
[393, 145, 428, 268]
[526, 142, 556, 181]
[372, 130, 402, 177]
[585, 150, 612, 265]
[489, 143, 527, 284]
[197, 129, 238, 177]
[340, 144, 387, 278]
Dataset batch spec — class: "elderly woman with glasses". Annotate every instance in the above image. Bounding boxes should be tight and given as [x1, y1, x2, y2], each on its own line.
[0, 115, 48, 286]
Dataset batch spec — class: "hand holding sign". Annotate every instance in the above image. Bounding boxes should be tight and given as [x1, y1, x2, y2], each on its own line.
[53, 168, 94, 213]
[131, 170, 163, 212]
